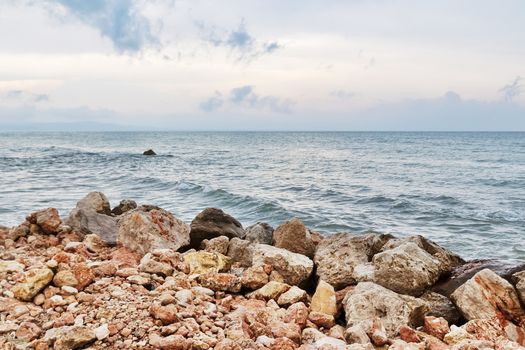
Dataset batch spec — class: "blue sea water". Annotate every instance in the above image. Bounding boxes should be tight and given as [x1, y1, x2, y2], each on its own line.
[0, 131, 524, 260]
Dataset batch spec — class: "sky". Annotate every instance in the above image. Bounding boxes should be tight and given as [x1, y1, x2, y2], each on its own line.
[0, 0, 524, 131]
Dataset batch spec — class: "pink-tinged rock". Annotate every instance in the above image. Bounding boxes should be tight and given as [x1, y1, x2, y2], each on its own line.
[71, 263, 94, 291]
[111, 247, 141, 267]
[366, 317, 388, 346]
[149, 333, 190, 350]
[15, 322, 42, 341]
[241, 266, 269, 290]
[399, 325, 422, 343]
[462, 317, 525, 346]
[197, 272, 242, 292]
[54, 326, 96, 350]
[118, 206, 190, 255]
[424, 316, 450, 340]
[27, 208, 62, 234]
[451, 269, 525, 326]
[389, 339, 425, 349]
[150, 304, 180, 325]
[284, 302, 309, 328]
[308, 311, 335, 329]
[270, 337, 298, 350]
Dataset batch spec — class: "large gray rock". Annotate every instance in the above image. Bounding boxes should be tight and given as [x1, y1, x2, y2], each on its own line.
[76, 191, 112, 215]
[314, 232, 392, 290]
[273, 218, 316, 258]
[245, 222, 273, 245]
[451, 268, 525, 326]
[380, 235, 464, 274]
[118, 206, 190, 256]
[343, 282, 429, 338]
[189, 208, 245, 248]
[252, 244, 313, 286]
[372, 242, 441, 296]
[66, 192, 118, 244]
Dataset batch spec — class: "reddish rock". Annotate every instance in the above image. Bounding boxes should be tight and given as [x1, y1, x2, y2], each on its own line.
[15, 322, 41, 341]
[399, 325, 422, 343]
[27, 207, 62, 234]
[424, 316, 450, 340]
[197, 273, 242, 293]
[273, 218, 316, 258]
[71, 263, 95, 290]
[284, 302, 309, 328]
[150, 304, 180, 325]
[308, 311, 335, 329]
[111, 246, 141, 267]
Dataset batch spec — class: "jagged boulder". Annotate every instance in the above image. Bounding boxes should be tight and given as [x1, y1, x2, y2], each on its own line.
[26, 208, 62, 234]
[111, 199, 137, 216]
[189, 208, 245, 248]
[118, 206, 190, 255]
[273, 218, 316, 258]
[66, 192, 118, 244]
[343, 282, 429, 338]
[314, 233, 392, 289]
[450, 268, 525, 326]
[372, 242, 441, 296]
[380, 235, 464, 274]
[252, 244, 314, 286]
[245, 222, 274, 245]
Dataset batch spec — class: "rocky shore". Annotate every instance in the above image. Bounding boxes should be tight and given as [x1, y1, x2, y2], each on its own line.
[1, 192, 525, 350]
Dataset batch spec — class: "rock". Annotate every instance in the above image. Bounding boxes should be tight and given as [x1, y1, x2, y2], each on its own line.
[71, 263, 95, 290]
[252, 244, 314, 286]
[197, 273, 242, 292]
[367, 317, 388, 346]
[450, 268, 525, 325]
[399, 325, 421, 343]
[12, 268, 54, 301]
[27, 208, 62, 234]
[184, 251, 232, 274]
[227, 237, 254, 267]
[432, 259, 525, 298]
[83, 233, 106, 252]
[273, 218, 316, 258]
[372, 242, 441, 296]
[118, 206, 190, 256]
[424, 316, 450, 340]
[54, 326, 96, 350]
[0, 260, 24, 278]
[78, 191, 112, 215]
[66, 208, 118, 244]
[53, 270, 79, 288]
[149, 304, 179, 325]
[15, 321, 42, 341]
[245, 222, 274, 245]
[310, 280, 337, 317]
[94, 323, 110, 340]
[189, 208, 245, 248]
[277, 286, 307, 306]
[248, 281, 291, 301]
[420, 291, 462, 325]
[314, 232, 392, 290]
[343, 282, 429, 338]
[380, 235, 464, 275]
[201, 235, 230, 255]
[241, 266, 269, 290]
[461, 317, 525, 346]
[389, 339, 425, 350]
[143, 149, 156, 155]
[512, 270, 525, 305]
[139, 253, 174, 276]
[111, 199, 137, 215]
[308, 311, 335, 329]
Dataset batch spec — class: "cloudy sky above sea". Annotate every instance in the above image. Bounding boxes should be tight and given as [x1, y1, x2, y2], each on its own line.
[0, 0, 524, 130]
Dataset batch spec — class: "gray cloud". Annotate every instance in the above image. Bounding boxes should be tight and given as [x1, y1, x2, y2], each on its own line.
[200, 85, 292, 113]
[4, 90, 49, 103]
[499, 76, 523, 102]
[51, 0, 159, 53]
[198, 19, 282, 62]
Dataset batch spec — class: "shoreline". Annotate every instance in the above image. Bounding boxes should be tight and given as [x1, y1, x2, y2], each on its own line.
[1, 192, 525, 349]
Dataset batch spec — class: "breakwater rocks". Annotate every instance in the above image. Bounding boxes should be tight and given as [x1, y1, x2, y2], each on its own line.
[1, 192, 525, 350]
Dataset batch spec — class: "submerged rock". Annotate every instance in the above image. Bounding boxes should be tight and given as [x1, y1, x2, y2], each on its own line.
[245, 222, 274, 245]
[314, 232, 392, 290]
[273, 218, 316, 258]
[143, 149, 156, 155]
[118, 206, 190, 255]
[189, 208, 245, 248]
[252, 244, 314, 286]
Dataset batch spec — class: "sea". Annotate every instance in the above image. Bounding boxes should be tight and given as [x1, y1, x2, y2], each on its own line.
[0, 131, 524, 260]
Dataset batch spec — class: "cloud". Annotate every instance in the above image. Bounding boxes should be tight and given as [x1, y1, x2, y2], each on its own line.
[200, 85, 292, 113]
[51, 0, 159, 53]
[199, 92, 224, 112]
[3, 90, 49, 103]
[198, 19, 282, 62]
[499, 76, 523, 102]
[330, 90, 355, 99]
